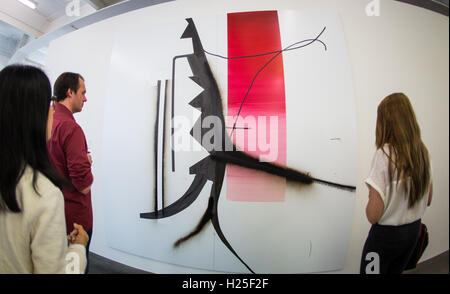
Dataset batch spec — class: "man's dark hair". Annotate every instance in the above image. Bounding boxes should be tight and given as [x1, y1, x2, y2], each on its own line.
[53, 72, 84, 102]
[0, 65, 67, 212]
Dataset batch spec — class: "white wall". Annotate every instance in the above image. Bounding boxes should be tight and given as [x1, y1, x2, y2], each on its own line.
[45, 0, 449, 273]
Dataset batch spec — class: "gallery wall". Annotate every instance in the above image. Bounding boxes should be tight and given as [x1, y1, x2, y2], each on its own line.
[45, 0, 449, 273]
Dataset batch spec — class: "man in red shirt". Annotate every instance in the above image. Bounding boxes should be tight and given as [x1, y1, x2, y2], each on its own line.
[47, 72, 93, 273]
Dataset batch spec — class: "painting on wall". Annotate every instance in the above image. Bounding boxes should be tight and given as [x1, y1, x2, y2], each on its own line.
[100, 10, 357, 273]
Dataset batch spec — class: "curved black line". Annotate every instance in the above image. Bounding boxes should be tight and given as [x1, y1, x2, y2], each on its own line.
[229, 52, 281, 136]
[203, 27, 327, 136]
[140, 174, 207, 219]
[229, 27, 327, 136]
[209, 163, 255, 273]
[211, 200, 255, 274]
[173, 172, 256, 273]
[203, 38, 327, 60]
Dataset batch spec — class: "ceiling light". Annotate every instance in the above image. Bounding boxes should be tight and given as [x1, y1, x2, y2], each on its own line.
[17, 0, 37, 10]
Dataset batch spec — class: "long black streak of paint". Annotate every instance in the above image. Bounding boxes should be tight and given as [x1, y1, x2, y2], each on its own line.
[210, 151, 356, 192]
[211, 150, 312, 183]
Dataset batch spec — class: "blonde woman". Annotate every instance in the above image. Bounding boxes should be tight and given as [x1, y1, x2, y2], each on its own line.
[360, 93, 433, 274]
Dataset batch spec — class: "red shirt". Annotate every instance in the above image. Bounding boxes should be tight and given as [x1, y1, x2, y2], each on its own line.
[47, 103, 93, 234]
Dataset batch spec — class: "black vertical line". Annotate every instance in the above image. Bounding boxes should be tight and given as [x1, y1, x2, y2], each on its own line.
[154, 80, 161, 213]
[171, 57, 176, 173]
[171, 54, 192, 173]
[162, 79, 169, 209]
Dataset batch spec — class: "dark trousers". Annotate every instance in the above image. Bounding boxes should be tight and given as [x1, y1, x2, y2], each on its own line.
[360, 219, 420, 274]
[84, 228, 93, 274]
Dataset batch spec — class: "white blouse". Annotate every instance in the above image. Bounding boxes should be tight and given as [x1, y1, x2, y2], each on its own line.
[0, 166, 86, 273]
[365, 145, 431, 226]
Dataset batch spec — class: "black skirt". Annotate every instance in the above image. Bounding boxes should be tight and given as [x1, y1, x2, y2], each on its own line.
[360, 219, 421, 274]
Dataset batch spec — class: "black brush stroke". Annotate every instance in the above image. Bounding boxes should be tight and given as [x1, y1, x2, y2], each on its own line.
[211, 151, 313, 184]
[211, 151, 356, 191]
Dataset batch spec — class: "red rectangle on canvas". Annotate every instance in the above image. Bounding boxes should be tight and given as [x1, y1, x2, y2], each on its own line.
[227, 11, 286, 202]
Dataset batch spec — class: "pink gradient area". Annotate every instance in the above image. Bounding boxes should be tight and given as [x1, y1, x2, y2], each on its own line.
[227, 11, 287, 202]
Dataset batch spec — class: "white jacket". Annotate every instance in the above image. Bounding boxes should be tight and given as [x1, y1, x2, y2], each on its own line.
[0, 166, 86, 273]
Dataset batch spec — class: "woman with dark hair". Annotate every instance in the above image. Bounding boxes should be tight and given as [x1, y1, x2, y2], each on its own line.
[0, 64, 89, 273]
[360, 93, 433, 274]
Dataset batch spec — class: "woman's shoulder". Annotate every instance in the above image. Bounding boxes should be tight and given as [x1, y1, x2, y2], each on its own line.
[373, 144, 391, 160]
[368, 144, 394, 172]
[379, 143, 391, 154]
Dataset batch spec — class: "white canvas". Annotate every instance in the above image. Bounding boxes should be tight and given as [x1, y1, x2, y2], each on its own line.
[99, 10, 356, 273]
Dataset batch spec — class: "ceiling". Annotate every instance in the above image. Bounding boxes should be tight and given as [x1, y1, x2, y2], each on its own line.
[35, 0, 76, 22]
[397, 0, 449, 16]
[85, 0, 126, 10]
[0, 0, 448, 67]
[0, 0, 126, 66]
[0, 0, 127, 36]
[0, 20, 25, 61]
[33, 0, 125, 21]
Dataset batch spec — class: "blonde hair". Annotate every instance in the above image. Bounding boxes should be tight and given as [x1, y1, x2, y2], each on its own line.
[376, 93, 430, 208]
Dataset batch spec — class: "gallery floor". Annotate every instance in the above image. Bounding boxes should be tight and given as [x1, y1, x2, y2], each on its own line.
[88, 250, 449, 274]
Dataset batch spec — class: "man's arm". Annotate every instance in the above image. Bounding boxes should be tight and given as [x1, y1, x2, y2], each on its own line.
[80, 153, 93, 194]
[81, 185, 92, 195]
[64, 125, 93, 194]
